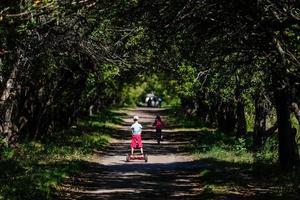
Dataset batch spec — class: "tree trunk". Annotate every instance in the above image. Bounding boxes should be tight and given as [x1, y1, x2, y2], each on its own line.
[196, 98, 209, 123]
[253, 95, 267, 150]
[271, 37, 299, 169]
[274, 86, 299, 170]
[0, 63, 19, 144]
[217, 102, 226, 132]
[0, 23, 21, 144]
[225, 103, 236, 133]
[236, 100, 247, 136]
[89, 105, 94, 116]
[208, 103, 218, 127]
[235, 86, 247, 137]
[217, 102, 236, 133]
[235, 76, 246, 136]
[291, 102, 300, 125]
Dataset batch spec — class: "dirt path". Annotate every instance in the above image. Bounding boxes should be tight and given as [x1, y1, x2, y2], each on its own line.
[58, 107, 204, 200]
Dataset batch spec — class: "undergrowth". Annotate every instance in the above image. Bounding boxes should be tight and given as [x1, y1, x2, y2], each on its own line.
[0, 110, 123, 200]
[167, 108, 300, 199]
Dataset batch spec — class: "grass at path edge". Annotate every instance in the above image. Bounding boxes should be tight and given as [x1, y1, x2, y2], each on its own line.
[166, 108, 300, 199]
[0, 110, 125, 200]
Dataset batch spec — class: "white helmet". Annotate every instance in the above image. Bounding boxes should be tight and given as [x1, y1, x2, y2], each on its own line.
[133, 115, 139, 120]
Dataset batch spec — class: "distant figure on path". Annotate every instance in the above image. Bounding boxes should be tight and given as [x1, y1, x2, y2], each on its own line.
[158, 97, 162, 107]
[153, 115, 164, 144]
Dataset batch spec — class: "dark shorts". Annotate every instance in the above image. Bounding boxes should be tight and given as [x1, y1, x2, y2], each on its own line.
[130, 134, 143, 148]
[156, 128, 162, 138]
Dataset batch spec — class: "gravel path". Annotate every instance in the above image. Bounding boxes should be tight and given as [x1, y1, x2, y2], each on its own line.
[58, 107, 204, 200]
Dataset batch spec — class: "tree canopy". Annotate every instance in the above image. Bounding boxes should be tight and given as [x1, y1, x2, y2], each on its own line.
[0, 0, 299, 169]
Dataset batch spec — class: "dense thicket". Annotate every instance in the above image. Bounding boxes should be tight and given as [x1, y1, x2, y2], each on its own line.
[0, 0, 299, 169]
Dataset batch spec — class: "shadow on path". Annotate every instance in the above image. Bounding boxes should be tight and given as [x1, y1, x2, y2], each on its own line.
[59, 160, 206, 200]
[56, 107, 208, 199]
[56, 107, 299, 200]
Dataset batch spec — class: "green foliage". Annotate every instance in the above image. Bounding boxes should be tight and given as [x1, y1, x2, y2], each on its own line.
[189, 130, 253, 163]
[0, 157, 82, 200]
[0, 147, 15, 160]
[0, 0, 299, 174]
[80, 109, 125, 129]
[168, 108, 291, 166]
[166, 96, 181, 108]
[187, 126, 299, 198]
[0, 114, 113, 200]
[125, 26, 145, 49]
[167, 108, 206, 128]
[119, 73, 183, 107]
[245, 102, 255, 132]
[291, 114, 300, 143]
[121, 82, 148, 106]
[174, 63, 198, 99]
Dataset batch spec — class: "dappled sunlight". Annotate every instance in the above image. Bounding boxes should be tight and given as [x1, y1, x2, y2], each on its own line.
[57, 160, 205, 200]
[56, 107, 209, 199]
[164, 127, 216, 133]
[1, 0, 299, 198]
[188, 157, 298, 199]
[53, 107, 300, 200]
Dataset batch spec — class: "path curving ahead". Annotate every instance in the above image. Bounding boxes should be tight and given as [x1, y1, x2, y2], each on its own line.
[57, 107, 204, 200]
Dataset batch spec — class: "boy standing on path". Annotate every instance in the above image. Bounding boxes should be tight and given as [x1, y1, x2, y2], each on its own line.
[130, 116, 143, 155]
